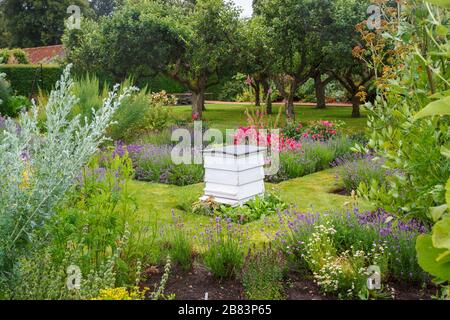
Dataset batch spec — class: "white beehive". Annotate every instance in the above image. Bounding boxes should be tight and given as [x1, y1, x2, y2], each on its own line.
[201, 145, 266, 206]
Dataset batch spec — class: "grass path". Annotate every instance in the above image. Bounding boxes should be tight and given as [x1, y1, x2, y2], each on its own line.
[128, 168, 372, 244]
[170, 104, 367, 133]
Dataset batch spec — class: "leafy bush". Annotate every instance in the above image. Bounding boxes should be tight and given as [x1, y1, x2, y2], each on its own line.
[138, 90, 176, 134]
[242, 244, 287, 300]
[70, 74, 106, 123]
[217, 194, 287, 224]
[199, 217, 247, 279]
[0, 65, 133, 294]
[192, 193, 287, 224]
[0, 72, 11, 114]
[282, 120, 344, 141]
[9, 49, 29, 64]
[3, 95, 31, 117]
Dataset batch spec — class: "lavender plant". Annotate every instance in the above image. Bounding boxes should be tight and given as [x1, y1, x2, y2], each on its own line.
[332, 153, 390, 194]
[199, 217, 248, 279]
[269, 207, 429, 292]
[0, 64, 134, 285]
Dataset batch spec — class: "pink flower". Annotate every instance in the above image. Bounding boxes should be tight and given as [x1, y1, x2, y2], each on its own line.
[192, 112, 200, 121]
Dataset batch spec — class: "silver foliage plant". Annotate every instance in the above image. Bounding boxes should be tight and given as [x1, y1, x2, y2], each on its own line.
[0, 64, 135, 273]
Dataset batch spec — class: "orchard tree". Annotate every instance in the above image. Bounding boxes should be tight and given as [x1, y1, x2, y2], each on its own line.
[326, 0, 374, 117]
[89, 0, 120, 16]
[1, 0, 92, 47]
[64, 0, 241, 119]
[165, 0, 241, 118]
[258, 0, 334, 118]
[240, 16, 275, 112]
[63, 1, 184, 81]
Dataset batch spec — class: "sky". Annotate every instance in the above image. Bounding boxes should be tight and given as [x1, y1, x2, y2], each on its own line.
[232, 0, 253, 18]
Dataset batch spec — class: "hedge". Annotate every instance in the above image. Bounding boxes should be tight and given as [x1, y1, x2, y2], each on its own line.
[0, 64, 63, 97]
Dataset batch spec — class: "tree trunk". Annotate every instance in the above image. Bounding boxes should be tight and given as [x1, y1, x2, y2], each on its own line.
[351, 94, 361, 118]
[285, 80, 299, 119]
[254, 81, 261, 106]
[285, 92, 295, 119]
[202, 94, 206, 111]
[314, 72, 327, 109]
[192, 91, 205, 119]
[262, 80, 272, 114]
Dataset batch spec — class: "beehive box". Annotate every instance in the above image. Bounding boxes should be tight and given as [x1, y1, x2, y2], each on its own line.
[201, 145, 266, 206]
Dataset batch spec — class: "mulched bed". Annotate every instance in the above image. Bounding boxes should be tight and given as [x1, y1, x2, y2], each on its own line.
[142, 263, 436, 300]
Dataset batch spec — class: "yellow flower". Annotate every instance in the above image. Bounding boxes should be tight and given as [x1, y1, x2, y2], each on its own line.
[91, 287, 148, 300]
[20, 169, 30, 189]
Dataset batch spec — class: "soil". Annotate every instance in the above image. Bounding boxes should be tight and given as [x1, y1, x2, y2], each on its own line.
[330, 187, 350, 196]
[142, 264, 436, 301]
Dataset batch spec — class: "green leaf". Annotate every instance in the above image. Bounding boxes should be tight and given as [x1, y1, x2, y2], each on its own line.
[430, 204, 448, 222]
[416, 234, 450, 281]
[427, 0, 450, 9]
[436, 24, 449, 36]
[432, 217, 450, 249]
[446, 178, 450, 206]
[414, 96, 450, 120]
[441, 146, 450, 158]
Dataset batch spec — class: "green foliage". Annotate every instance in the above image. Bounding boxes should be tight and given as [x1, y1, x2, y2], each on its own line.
[242, 245, 287, 300]
[0, 49, 11, 63]
[0, 65, 133, 295]
[71, 74, 105, 123]
[217, 194, 288, 224]
[3, 95, 32, 117]
[0, 72, 12, 114]
[131, 145, 204, 186]
[162, 215, 194, 271]
[8, 49, 28, 64]
[268, 136, 354, 183]
[335, 155, 388, 194]
[63, 1, 183, 81]
[0, 64, 62, 96]
[1, 0, 93, 47]
[361, 1, 450, 221]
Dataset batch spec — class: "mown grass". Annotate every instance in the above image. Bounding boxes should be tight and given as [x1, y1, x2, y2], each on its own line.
[129, 168, 373, 246]
[169, 103, 367, 133]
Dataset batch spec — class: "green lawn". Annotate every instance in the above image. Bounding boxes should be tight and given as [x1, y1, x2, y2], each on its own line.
[129, 168, 372, 246]
[170, 103, 367, 133]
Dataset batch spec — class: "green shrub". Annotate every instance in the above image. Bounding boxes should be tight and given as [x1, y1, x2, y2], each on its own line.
[3, 95, 31, 117]
[9, 49, 28, 64]
[0, 64, 62, 96]
[0, 73, 11, 114]
[0, 49, 10, 64]
[71, 74, 105, 123]
[0, 66, 135, 296]
[215, 193, 288, 224]
[242, 245, 287, 300]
